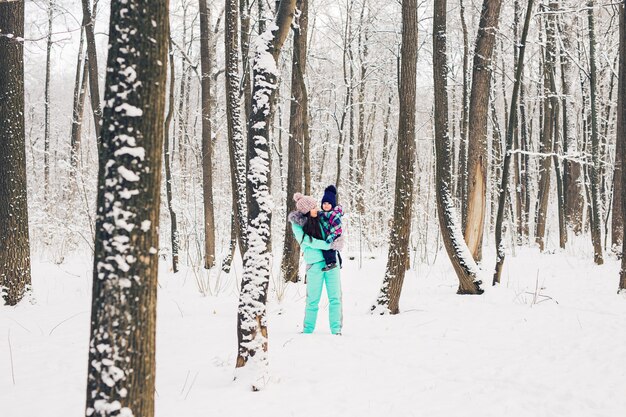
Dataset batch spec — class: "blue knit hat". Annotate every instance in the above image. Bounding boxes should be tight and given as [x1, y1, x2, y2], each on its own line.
[321, 185, 337, 208]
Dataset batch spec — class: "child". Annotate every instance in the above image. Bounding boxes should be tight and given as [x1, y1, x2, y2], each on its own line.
[318, 185, 343, 271]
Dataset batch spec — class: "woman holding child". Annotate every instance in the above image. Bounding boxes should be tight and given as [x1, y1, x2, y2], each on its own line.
[288, 186, 345, 335]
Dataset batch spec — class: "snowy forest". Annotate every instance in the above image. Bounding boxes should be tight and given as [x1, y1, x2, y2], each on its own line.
[1, 0, 626, 416]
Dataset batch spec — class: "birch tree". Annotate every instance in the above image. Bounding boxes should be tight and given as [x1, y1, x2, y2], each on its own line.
[618, 0, 626, 292]
[84, 0, 168, 415]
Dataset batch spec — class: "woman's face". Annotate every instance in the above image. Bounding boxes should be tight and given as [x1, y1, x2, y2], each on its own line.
[310, 208, 318, 218]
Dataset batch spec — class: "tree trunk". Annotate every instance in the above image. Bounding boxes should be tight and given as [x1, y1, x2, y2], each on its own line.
[164, 40, 179, 273]
[85, 1, 168, 416]
[199, 0, 216, 269]
[618, 0, 626, 292]
[611, 2, 626, 254]
[44, 0, 54, 200]
[464, 0, 503, 262]
[281, 0, 309, 284]
[587, 1, 604, 265]
[235, 0, 296, 389]
[0, 0, 32, 306]
[70, 28, 88, 183]
[493, 0, 533, 284]
[535, 3, 558, 252]
[81, 0, 102, 140]
[355, 3, 369, 216]
[559, 15, 584, 236]
[372, 0, 418, 314]
[433, 0, 483, 295]
[225, 0, 249, 260]
[458, 0, 470, 229]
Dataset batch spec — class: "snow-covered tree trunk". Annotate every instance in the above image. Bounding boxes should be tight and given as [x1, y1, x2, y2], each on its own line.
[464, 0, 503, 262]
[84, 0, 168, 415]
[493, 0, 533, 285]
[44, 0, 53, 200]
[225, 0, 249, 260]
[70, 28, 88, 184]
[199, 0, 216, 269]
[0, 0, 32, 306]
[586, 0, 604, 265]
[235, 0, 296, 390]
[372, 0, 418, 315]
[618, 0, 626, 292]
[282, 0, 309, 284]
[432, 0, 483, 295]
[458, 0, 470, 229]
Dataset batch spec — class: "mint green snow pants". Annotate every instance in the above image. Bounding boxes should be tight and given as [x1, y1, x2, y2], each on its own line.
[303, 262, 343, 334]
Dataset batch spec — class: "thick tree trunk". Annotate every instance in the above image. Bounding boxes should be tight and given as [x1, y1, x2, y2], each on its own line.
[464, 0, 503, 262]
[0, 0, 32, 306]
[587, 1, 604, 265]
[85, 1, 168, 416]
[235, 0, 296, 389]
[164, 41, 179, 273]
[225, 0, 249, 260]
[433, 0, 483, 295]
[199, 0, 216, 269]
[372, 0, 418, 315]
[281, 0, 309, 284]
[493, 0, 533, 284]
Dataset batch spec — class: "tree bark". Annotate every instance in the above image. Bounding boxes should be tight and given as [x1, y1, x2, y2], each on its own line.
[587, 1, 604, 265]
[433, 0, 483, 295]
[81, 0, 102, 140]
[618, 0, 626, 292]
[535, 3, 558, 252]
[225, 0, 249, 260]
[613, 3, 625, 253]
[235, 0, 296, 389]
[281, 0, 309, 284]
[85, 0, 168, 416]
[464, 0, 503, 262]
[493, 0, 533, 284]
[70, 28, 88, 183]
[0, 0, 32, 306]
[199, 0, 216, 269]
[44, 0, 54, 200]
[164, 40, 179, 273]
[458, 0, 470, 229]
[372, 0, 418, 314]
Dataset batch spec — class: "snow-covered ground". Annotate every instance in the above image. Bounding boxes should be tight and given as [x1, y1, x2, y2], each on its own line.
[2, 246, 626, 417]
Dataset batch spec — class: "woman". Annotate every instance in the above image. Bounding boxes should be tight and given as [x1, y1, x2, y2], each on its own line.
[288, 193, 345, 335]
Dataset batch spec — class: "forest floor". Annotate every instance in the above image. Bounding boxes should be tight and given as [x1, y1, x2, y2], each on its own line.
[2, 243, 626, 417]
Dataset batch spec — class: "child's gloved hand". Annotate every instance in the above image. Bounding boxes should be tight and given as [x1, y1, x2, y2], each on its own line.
[330, 235, 345, 251]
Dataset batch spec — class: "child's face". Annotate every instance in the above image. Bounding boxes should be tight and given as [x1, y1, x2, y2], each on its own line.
[322, 202, 332, 211]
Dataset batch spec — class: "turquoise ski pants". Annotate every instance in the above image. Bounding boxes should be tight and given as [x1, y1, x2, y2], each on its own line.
[303, 262, 342, 334]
